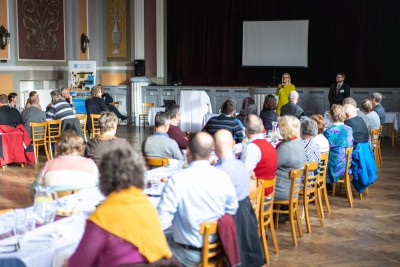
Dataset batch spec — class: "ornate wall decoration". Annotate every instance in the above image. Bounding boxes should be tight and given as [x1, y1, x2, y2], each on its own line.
[17, 0, 65, 61]
[106, 0, 129, 61]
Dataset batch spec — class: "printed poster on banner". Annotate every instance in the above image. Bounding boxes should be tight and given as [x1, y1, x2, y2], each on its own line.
[68, 61, 97, 91]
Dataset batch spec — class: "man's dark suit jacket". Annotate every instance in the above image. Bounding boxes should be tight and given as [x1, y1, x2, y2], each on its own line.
[328, 82, 351, 106]
[280, 102, 304, 119]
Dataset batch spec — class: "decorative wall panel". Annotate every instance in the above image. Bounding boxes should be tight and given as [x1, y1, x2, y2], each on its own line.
[17, 0, 65, 61]
[106, 0, 129, 61]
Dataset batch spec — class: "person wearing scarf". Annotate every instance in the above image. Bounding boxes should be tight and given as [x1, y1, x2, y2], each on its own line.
[67, 147, 177, 267]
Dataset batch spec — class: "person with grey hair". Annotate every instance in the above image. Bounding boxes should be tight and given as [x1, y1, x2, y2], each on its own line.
[300, 119, 321, 190]
[343, 103, 369, 145]
[370, 92, 386, 125]
[60, 87, 74, 107]
[280, 91, 304, 119]
[46, 89, 75, 120]
[241, 114, 277, 196]
[361, 99, 380, 131]
[342, 97, 370, 129]
[85, 111, 132, 167]
[142, 112, 183, 160]
[21, 96, 46, 138]
[165, 103, 188, 149]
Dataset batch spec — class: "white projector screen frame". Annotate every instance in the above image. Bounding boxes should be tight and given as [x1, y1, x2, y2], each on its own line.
[242, 20, 309, 67]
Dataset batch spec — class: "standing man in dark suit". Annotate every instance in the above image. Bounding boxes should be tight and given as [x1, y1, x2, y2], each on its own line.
[328, 72, 351, 107]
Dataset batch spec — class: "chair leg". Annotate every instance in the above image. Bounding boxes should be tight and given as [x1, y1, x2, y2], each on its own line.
[332, 183, 336, 196]
[260, 219, 270, 264]
[33, 145, 38, 164]
[289, 207, 297, 246]
[49, 142, 54, 159]
[323, 186, 331, 213]
[315, 193, 324, 227]
[365, 188, 369, 195]
[345, 176, 354, 208]
[359, 193, 363, 200]
[269, 217, 279, 254]
[304, 198, 311, 234]
[295, 204, 303, 238]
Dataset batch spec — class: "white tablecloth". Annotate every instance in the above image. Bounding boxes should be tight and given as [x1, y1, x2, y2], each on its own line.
[180, 91, 212, 132]
[147, 107, 166, 126]
[385, 112, 399, 131]
[0, 166, 176, 267]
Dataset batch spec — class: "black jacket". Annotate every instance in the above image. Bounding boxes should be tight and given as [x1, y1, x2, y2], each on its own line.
[329, 82, 351, 106]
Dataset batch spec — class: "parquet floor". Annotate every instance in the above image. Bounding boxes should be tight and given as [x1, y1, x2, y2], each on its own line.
[1, 126, 399, 266]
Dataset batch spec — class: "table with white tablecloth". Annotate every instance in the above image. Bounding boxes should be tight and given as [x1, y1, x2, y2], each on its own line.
[147, 107, 166, 126]
[0, 166, 176, 267]
[384, 112, 399, 147]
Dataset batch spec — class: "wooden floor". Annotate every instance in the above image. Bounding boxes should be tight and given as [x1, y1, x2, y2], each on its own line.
[1, 126, 399, 266]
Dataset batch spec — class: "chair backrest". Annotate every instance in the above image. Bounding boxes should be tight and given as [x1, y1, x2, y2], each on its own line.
[303, 162, 320, 196]
[144, 157, 169, 168]
[370, 128, 380, 149]
[30, 122, 47, 143]
[142, 103, 155, 114]
[249, 185, 263, 223]
[47, 119, 62, 143]
[0, 208, 14, 215]
[258, 177, 277, 219]
[90, 114, 101, 138]
[319, 153, 329, 183]
[199, 221, 222, 266]
[344, 147, 353, 175]
[289, 169, 303, 205]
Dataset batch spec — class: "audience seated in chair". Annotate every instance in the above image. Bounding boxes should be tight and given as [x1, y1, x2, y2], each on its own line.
[46, 89, 75, 121]
[310, 115, 330, 154]
[67, 147, 177, 267]
[343, 104, 369, 146]
[202, 99, 244, 143]
[165, 103, 189, 150]
[142, 112, 183, 160]
[323, 105, 354, 184]
[361, 99, 380, 131]
[214, 129, 265, 267]
[25, 91, 43, 110]
[85, 85, 109, 134]
[85, 111, 132, 167]
[157, 132, 238, 266]
[8, 92, 19, 109]
[0, 94, 22, 127]
[259, 94, 278, 132]
[22, 97, 46, 138]
[33, 130, 98, 192]
[280, 91, 304, 119]
[275, 115, 306, 201]
[343, 97, 370, 130]
[299, 119, 321, 189]
[370, 92, 386, 125]
[241, 114, 277, 197]
[99, 84, 128, 120]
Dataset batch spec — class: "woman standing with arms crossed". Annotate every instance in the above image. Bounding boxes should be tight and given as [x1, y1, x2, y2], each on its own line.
[275, 73, 296, 116]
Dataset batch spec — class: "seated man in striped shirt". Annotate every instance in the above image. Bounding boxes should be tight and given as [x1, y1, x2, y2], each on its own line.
[46, 89, 76, 121]
[202, 99, 243, 143]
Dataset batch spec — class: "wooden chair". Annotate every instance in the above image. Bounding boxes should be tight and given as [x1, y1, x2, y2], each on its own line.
[379, 125, 383, 165]
[198, 221, 223, 267]
[370, 128, 382, 170]
[317, 153, 331, 218]
[0, 208, 14, 215]
[75, 114, 88, 142]
[332, 147, 354, 208]
[47, 119, 62, 159]
[139, 103, 155, 130]
[249, 185, 263, 228]
[90, 114, 101, 138]
[300, 162, 324, 234]
[258, 178, 279, 264]
[30, 122, 50, 163]
[144, 157, 169, 169]
[273, 169, 303, 246]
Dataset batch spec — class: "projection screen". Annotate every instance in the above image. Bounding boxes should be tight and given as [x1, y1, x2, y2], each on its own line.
[242, 20, 309, 67]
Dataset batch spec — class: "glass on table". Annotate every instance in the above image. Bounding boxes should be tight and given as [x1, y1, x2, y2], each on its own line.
[0, 213, 20, 253]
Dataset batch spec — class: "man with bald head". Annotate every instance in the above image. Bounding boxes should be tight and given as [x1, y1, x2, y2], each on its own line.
[342, 97, 370, 129]
[280, 91, 304, 119]
[241, 114, 277, 196]
[158, 132, 238, 266]
[214, 129, 265, 266]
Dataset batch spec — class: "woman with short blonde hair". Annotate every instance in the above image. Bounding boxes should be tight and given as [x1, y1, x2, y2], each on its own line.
[361, 99, 380, 130]
[85, 86, 109, 133]
[274, 115, 305, 201]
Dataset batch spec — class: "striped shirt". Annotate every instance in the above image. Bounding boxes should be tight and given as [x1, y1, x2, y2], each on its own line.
[46, 99, 75, 120]
[202, 114, 243, 143]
